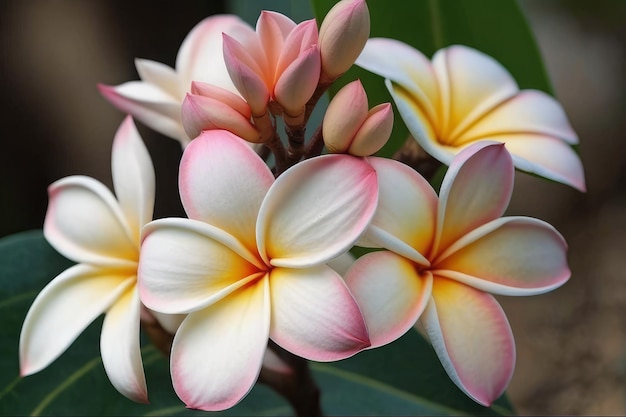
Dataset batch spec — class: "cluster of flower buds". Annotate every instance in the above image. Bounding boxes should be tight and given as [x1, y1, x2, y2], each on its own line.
[19, 0, 584, 414]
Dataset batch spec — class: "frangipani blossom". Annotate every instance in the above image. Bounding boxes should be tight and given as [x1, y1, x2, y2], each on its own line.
[99, 15, 253, 147]
[356, 40, 586, 191]
[346, 143, 570, 406]
[138, 130, 377, 410]
[20, 116, 156, 403]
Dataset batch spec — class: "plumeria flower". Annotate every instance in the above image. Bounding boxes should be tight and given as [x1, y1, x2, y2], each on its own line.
[356, 40, 586, 191]
[99, 15, 253, 148]
[20, 116, 157, 403]
[345, 142, 570, 406]
[138, 130, 377, 410]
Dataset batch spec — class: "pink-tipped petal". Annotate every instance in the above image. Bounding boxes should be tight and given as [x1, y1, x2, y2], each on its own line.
[459, 90, 579, 145]
[349, 102, 394, 156]
[20, 265, 133, 376]
[420, 278, 515, 406]
[256, 11, 296, 75]
[269, 265, 369, 361]
[175, 15, 253, 96]
[275, 19, 319, 77]
[171, 278, 270, 411]
[101, 285, 147, 403]
[98, 83, 188, 146]
[356, 38, 439, 123]
[181, 94, 261, 142]
[258, 154, 378, 268]
[134, 58, 179, 98]
[433, 217, 570, 296]
[111, 116, 155, 243]
[179, 130, 274, 252]
[44, 176, 137, 267]
[138, 218, 264, 314]
[358, 157, 436, 265]
[433, 45, 518, 143]
[434, 143, 514, 257]
[345, 251, 432, 348]
[318, 0, 370, 80]
[503, 134, 586, 192]
[191, 81, 252, 118]
[323, 79, 368, 153]
[223, 34, 271, 115]
[274, 45, 321, 116]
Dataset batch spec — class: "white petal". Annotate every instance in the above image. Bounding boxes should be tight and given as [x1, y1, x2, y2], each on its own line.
[135, 58, 180, 99]
[258, 154, 378, 268]
[138, 218, 264, 314]
[98, 82, 188, 146]
[434, 142, 514, 257]
[176, 15, 254, 96]
[44, 176, 137, 267]
[345, 251, 432, 348]
[101, 285, 147, 403]
[179, 130, 274, 253]
[356, 38, 440, 124]
[459, 90, 579, 145]
[269, 265, 370, 361]
[359, 157, 436, 265]
[420, 278, 515, 406]
[433, 45, 518, 143]
[20, 265, 133, 376]
[171, 278, 270, 411]
[433, 217, 570, 296]
[111, 116, 155, 243]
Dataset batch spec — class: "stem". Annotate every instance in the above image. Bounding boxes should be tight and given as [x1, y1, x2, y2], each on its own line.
[258, 341, 323, 417]
[266, 132, 289, 177]
[303, 125, 325, 159]
[392, 136, 442, 180]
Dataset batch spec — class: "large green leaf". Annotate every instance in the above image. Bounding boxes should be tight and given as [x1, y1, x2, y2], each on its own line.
[311, 0, 553, 158]
[0, 231, 513, 415]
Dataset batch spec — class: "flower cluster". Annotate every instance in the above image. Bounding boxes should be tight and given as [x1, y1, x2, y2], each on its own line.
[19, 0, 584, 413]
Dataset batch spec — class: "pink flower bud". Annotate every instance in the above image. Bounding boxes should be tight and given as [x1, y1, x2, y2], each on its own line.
[323, 80, 368, 153]
[274, 45, 321, 117]
[191, 81, 252, 119]
[319, 0, 370, 81]
[181, 93, 261, 143]
[222, 34, 270, 116]
[349, 103, 393, 156]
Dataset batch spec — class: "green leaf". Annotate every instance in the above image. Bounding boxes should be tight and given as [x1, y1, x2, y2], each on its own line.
[316, 330, 514, 416]
[311, 0, 553, 158]
[0, 231, 290, 416]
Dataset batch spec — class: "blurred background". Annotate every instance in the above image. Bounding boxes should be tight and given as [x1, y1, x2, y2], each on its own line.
[1, 0, 625, 414]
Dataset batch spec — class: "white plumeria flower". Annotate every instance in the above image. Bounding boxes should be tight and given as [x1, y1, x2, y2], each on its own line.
[138, 130, 378, 411]
[356, 39, 586, 191]
[20, 116, 156, 403]
[346, 142, 570, 406]
[99, 15, 254, 148]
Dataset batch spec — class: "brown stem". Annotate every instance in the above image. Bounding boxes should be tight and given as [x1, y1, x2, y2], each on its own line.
[392, 136, 442, 180]
[303, 125, 325, 160]
[258, 341, 323, 417]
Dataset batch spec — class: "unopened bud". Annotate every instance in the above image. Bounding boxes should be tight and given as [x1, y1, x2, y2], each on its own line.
[349, 103, 393, 156]
[323, 80, 368, 153]
[319, 0, 370, 82]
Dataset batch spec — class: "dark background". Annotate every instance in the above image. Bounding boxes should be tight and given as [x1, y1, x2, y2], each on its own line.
[1, 1, 625, 414]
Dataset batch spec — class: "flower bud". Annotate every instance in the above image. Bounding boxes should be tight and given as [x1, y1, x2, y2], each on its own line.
[181, 93, 261, 143]
[319, 0, 370, 82]
[349, 103, 393, 156]
[323, 80, 368, 153]
[191, 81, 251, 118]
[274, 45, 321, 117]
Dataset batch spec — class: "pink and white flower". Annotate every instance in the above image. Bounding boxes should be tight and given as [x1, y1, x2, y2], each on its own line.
[346, 142, 570, 406]
[356, 40, 586, 191]
[99, 16, 253, 147]
[20, 116, 157, 403]
[138, 130, 378, 410]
